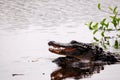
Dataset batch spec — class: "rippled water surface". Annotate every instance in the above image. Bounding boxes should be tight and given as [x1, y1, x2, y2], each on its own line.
[0, 0, 120, 80]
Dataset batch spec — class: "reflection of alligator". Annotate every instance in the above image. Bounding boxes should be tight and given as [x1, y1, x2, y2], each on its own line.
[51, 57, 105, 80]
[48, 40, 120, 63]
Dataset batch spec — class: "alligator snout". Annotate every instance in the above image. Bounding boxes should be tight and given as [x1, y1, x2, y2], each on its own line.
[48, 41, 55, 45]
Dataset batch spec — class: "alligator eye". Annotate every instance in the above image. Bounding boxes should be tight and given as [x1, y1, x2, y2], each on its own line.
[70, 40, 78, 44]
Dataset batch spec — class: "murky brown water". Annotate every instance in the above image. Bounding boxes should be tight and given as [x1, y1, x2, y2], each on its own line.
[0, 0, 120, 80]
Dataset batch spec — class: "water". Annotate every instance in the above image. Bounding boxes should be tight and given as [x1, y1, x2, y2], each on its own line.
[0, 0, 120, 80]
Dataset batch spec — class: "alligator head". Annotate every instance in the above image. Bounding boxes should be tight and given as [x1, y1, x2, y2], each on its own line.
[48, 40, 103, 60]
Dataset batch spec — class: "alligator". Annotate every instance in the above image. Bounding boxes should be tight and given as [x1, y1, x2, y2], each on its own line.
[48, 40, 120, 64]
[48, 40, 120, 80]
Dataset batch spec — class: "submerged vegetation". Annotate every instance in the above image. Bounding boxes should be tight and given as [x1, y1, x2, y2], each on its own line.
[86, 3, 120, 49]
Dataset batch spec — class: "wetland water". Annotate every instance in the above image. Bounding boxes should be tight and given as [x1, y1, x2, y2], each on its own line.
[0, 0, 120, 80]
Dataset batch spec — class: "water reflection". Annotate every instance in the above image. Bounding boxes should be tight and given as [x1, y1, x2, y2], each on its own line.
[51, 57, 106, 80]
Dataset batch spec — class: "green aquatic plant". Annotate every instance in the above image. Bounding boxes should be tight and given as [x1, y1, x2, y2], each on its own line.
[86, 3, 120, 49]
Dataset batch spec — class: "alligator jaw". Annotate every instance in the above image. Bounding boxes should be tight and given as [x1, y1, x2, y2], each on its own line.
[48, 41, 65, 54]
[48, 41, 76, 55]
[49, 46, 64, 54]
[49, 45, 76, 55]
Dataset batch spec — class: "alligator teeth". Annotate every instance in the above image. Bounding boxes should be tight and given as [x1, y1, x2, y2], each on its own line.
[49, 46, 65, 50]
[49, 46, 54, 49]
[60, 47, 65, 50]
[54, 48, 58, 50]
[53, 47, 65, 50]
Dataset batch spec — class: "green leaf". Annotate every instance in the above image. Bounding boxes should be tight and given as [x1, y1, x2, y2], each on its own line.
[93, 30, 98, 34]
[113, 6, 117, 14]
[103, 18, 106, 22]
[105, 36, 111, 39]
[112, 21, 117, 28]
[100, 18, 106, 25]
[114, 40, 119, 49]
[110, 16, 114, 19]
[107, 28, 112, 31]
[105, 22, 109, 28]
[93, 23, 98, 29]
[89, 21, 93, 25]
[109, 6, 113, 11]
[103, 44, 107, 49]
[101, 31, 105, 37]
[111, 16, 117, 27]
[87, 21, 93, 30]
[118, 18, 120, 21]
[99, 26, 103, 30]
[93, 37, 99, 42]
[98, 3, 101, 10]
[117, 18, 120, 24]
